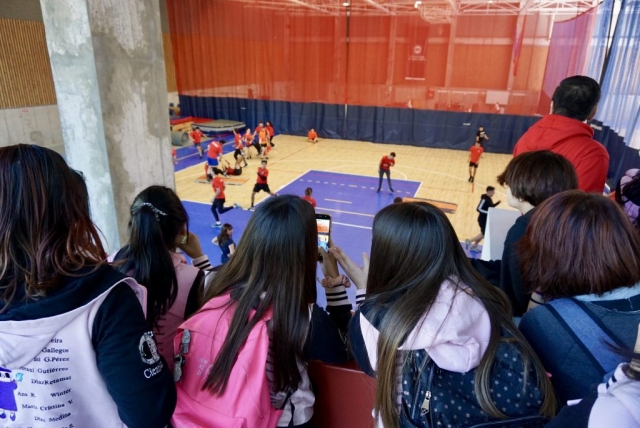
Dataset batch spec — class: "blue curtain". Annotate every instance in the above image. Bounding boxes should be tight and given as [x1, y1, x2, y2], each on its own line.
[584, 0, 614, 81]
[595, 0, 640, 149]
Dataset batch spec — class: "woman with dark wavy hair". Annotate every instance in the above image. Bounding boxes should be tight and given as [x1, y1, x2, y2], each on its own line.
[332, 202, 556, 428]
[0, 144, 175, 427]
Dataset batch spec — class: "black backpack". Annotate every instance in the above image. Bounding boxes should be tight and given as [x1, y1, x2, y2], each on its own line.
[400, 338, 548, 428]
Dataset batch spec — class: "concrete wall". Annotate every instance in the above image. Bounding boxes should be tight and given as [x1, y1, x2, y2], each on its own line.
[0, 105, 63, 152]
[0, 0, 167, 26]
[0, 0, 176, 153]
[0, 0, 43, 21]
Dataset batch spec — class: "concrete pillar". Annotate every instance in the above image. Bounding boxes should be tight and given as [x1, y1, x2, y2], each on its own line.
[40, 0, 173, 252]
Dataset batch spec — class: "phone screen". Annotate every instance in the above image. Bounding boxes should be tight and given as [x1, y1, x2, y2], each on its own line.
[316, 215, 331, 252]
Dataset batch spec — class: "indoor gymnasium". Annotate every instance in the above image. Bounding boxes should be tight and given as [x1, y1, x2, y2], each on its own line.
[1, 0, 640, 427]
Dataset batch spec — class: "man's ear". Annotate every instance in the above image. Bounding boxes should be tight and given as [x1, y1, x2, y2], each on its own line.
[549, 100, 554, 115]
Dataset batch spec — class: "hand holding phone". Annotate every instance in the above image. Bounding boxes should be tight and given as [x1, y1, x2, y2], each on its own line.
[316, 213, 331, 260]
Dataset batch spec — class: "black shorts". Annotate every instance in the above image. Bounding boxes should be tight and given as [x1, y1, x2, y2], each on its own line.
[478, 216, 487, 235]
[193, 142, 201, 147]
[469, 162, 478, 168]
[253, 183, 271, 193]
[234, 149, 243, 159]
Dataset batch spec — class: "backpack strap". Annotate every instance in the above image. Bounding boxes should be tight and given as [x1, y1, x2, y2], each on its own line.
[546, 298, 627, 375]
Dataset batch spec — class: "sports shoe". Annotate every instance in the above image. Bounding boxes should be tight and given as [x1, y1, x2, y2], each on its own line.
[390, 188, 395, 192]
[244, 163, 249, 167]
[470, 246, 481, 253]
[248, 206, 255, 211]
[465, 239, 471, 249]
[233, 203, 242, 209]
[376, 188, 381, 193]
[212, 222, 222, 228]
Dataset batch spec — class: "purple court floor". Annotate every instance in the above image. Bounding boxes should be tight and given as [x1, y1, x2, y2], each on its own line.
[182, 167, 482, 307]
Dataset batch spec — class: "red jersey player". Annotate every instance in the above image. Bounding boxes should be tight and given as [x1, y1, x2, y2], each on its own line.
[232, 129, 248, 167]
[377, 152, 396, 193]
[301, 187, 316, 208]
[211, 169, 240, 227]
[249, 160, 277, 210]
[468, 141, 484, 183]
[189, 126, 204, 158]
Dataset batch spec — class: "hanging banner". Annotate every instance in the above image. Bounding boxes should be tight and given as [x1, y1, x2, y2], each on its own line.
[406, 24, 429, 80]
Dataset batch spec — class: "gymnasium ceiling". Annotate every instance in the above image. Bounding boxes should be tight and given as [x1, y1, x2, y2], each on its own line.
[230, 0, 599, 23]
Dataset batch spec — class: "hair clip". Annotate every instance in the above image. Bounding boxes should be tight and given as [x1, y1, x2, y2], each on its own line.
[133, 202, 168, 221]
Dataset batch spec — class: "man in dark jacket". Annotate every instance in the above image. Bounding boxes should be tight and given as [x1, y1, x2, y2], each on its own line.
[467, 186, 500, 251]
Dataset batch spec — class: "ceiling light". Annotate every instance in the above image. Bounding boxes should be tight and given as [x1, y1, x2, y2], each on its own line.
[415, 0, 422, 4]
[343, 1, 349, 5]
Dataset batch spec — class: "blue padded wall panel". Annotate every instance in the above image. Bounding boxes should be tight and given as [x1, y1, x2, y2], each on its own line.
[178, 95, 639, 185]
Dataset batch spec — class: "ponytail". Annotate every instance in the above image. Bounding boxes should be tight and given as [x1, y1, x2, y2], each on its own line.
[114, 186, 187, 326]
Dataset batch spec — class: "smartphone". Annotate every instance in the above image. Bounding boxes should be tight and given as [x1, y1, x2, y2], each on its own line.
[316, 213, 331, 258]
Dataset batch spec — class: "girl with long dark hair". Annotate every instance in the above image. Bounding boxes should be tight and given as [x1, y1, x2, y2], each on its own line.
[172, 195, 350, 427]
[212, 223, 235, 264]
[0, 144, 175, 427]
[332, 202, 556, 428]
[113, 185, 212, 364]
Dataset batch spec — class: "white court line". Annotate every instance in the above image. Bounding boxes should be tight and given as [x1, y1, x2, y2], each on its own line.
[414, 180, 423, 197]
[320, 162, 506, 198]
[394, 170, 408, 180]
[333, 221, 372, 230]
[319, 165, 420, 184]
[276, 169, 312, 193]
[177, 152, 199, 161]
[316, 207, 374, 217]
[348, 184, 358, 188]
[324, 199, 352, 204]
